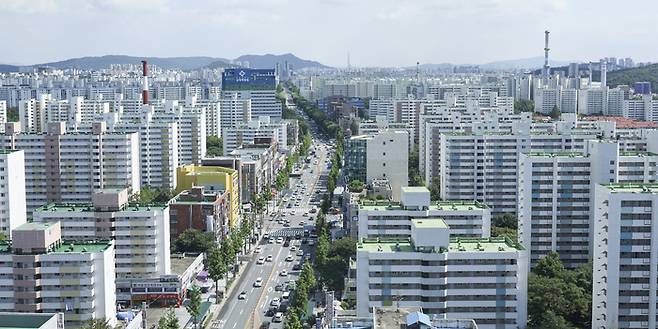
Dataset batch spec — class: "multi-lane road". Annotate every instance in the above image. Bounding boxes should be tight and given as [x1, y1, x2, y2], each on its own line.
[215, 119, 332, 328]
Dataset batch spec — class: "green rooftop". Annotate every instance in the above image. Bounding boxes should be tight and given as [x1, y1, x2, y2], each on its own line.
[0, 240, 111, 254]
[36, 202, 168, 213]
[0, 149, 21, 155]
[0, 313, 58, 329]
[604, 183, 658, 193]
[525, 151, 586, 157]
[14, 222, 56, 231]
[620, 151, 658, 157]
[359, 200, 488, 211]
[412, 218, 447, 228]
[358, 236, 524, 253]
[402, 186, 430, 193]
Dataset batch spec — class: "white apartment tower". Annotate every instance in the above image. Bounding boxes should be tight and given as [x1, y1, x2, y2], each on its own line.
[33, 189, 171, 280]
[356, 218, 527, 329]
[1, 122, 141, 217]
[592, 183, 658, 329]
[517, 140, 658, 269]
[0, 149, 26, 237]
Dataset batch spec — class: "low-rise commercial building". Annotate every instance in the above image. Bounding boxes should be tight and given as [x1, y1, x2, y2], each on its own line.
[169, 186, 230, 241]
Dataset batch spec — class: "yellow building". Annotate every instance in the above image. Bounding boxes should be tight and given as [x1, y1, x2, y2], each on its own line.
[176, 165, 240, 228]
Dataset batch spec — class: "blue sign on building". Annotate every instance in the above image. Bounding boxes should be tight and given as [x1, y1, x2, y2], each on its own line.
[222, 68, 277, 91]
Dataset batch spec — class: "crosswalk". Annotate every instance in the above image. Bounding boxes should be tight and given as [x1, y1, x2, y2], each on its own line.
[269, 228, 304, 238]
[280, 206, 312, 213]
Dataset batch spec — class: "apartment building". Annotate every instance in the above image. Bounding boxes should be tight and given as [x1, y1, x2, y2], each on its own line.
[356, 187, 491, 240]
[0, 222, 116, 327]
[222, 116, 287, 155]
[219, 96, 252, 132]
[108, 109, 179, 189]
[157, 101, 206, 166]
[592, 183, 658, 329]
[517, 140, 658, 269]
[355, 218, 527, 329]
[345, 130, 409, 201]
[1, 122, 141, 217]
[0, 149, 26, 238]
[33, 189, 171, 280]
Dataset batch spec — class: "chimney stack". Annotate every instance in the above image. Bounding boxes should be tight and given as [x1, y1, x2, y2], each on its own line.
[543, 30, 550, 78]
[141, 60, 149, 105]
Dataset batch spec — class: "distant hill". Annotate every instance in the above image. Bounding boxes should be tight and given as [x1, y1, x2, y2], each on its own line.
[481, 56, 575, 70]
[0, 64, 19, 73]
[230, 53, 329, 69]
[607, 64, 658, 89]
[30, 55, 228, 71]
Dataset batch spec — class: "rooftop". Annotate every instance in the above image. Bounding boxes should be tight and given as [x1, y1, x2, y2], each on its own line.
[14, 222, 55, 231]
[604, 183, 658, 193]
[358, 236, 524, 253]
[35, 202, 168, 213]
[402, 186, 429, 193]
[525, 151, 586, 157]
[0, 240, 112, 254]
[620, 151, 658, 157]
[0, 149, 21, 155]
[359, 200, 488, 211]
[171, 255, 199, 275]
[412, 218, 448, 228]
[0, 313, 58, 329]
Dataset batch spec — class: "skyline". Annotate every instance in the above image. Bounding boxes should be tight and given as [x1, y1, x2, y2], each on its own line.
[1, 0, 657, 67]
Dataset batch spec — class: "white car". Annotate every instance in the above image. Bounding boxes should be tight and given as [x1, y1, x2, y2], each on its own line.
[270, 297, 281, 307]
[254, 277, 263, 287]
[238, 291, 247, 300]
[257, 257, 265, 265]
[255, 246, 262, 253]
[266, 255, 273, 262]
[285, 255, 294, 262]
[273, 312, 283, 323]
[302, 212, 309, 217]
[276, 237, 284, 244]
[290, 246, 297, 251]
[280, 269, 288, 276]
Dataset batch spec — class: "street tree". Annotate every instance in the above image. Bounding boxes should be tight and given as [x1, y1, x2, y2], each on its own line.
[186, 285, 202, 329]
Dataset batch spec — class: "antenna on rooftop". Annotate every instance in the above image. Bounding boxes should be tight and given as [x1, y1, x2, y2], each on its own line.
[416, 61, 420, 83]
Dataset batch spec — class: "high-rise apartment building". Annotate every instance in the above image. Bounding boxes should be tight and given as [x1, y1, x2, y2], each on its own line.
[1, 122, 141, 217]
[221, 69, 281, 119]
[33, 189, 171, 280]
[592, 183, 658, 329]
[0, 222, 116, 327]
[0, 149, 26, 238]
[356, 218, 527, 329]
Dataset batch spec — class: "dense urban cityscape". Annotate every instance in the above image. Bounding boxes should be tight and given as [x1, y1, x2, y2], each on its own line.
[1, 1, 658, 329]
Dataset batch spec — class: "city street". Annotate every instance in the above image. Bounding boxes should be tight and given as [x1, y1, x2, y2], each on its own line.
[214, 116, 331, 329]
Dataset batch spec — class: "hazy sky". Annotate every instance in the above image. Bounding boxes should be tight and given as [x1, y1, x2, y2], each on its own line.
[1, 0, 656, 67]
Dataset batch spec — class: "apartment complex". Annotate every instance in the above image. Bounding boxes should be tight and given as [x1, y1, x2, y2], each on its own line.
[592, 184, 658, 329]
[356, 187, 490, 240]
[1, 122, 140, 217]
[0, 222, 116, 327]
[222, 116, 288, 155]
[33, 189, 171, 280]
[355, 218, 527, 329]
[518, 141, 658, 269]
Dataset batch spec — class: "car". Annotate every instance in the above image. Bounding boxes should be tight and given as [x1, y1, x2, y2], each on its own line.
[266, 255, 273, 262]
[275, 283, 284, 291]
[268, 238, 274, 244]
[294, 233, 302, 240]
[257, 257, 265, 265]
[290, 210, 296, 215]
[298, 221, 305, 226]
[292, 263, 302, 271]
[265, 306, 277, 317]
[296, 250, 304, 256]
[263, 233, 270, 239]
[276, 237, 284, 244]
[254, 277, 263, 287]
[286, 204, 292, 208]
[255, 246, 262, 253]
[295, 202, 301, 207]
[259, 321, 271, 329]
[238, 291, 247, 300]
[290, 246, 297, 251]
[302, 212, 308, 217]
[273, 312, 283, 323]
[280, 269, 288, 276]
[308, 240, 315, 246]
[283, 239, 290, 247]
[309, 207, 317, 213]
[285, 255, 294, 262]
[270, 297, 281, 307]
[283, 222, 290, 227]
